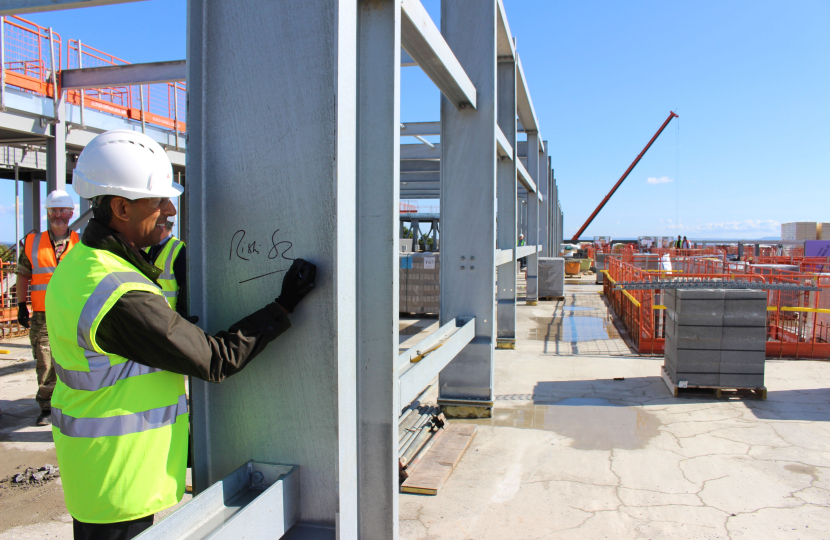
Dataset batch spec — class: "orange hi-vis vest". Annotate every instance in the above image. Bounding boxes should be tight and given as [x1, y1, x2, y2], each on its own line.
[24, 231, 80, 312]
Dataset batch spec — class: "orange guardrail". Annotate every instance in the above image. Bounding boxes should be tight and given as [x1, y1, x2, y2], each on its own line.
[603, 256, 830, 359]
[0, 262, 28, 339]
[1, 15, 185, 136]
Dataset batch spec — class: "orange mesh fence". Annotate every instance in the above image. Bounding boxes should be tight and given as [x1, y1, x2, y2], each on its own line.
[0, 262, 28, 339]
[602, 256, 830, 359]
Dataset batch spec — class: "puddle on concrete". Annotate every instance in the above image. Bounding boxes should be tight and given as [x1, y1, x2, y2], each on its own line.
[462, 398, 660, 450]
[560, 306, 597, 312]
[527, 316, 621, 342]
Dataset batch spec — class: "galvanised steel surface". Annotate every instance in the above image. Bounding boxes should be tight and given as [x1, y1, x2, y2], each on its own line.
[496, 57, 517, 341]
[438, 0, 497, 403]
[538, 142, 549, 257]
[356, 0, 400, 537]
[187, 0, 357, 534]
[614, 281, 821, 291]
[46, 96, 65, 193]
[525, 130, 540, 303]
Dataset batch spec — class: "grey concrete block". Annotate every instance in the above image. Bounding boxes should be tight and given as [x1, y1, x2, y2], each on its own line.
[669, 299, 725, 326]
[721, 326, 766, 351]
[666, 320, 723, 349]
[720, 350, 765, 374]
[676, 372, 721, 386]
[719, 373, 765, 388]
[723, 289, 767, 301]
[663, 290, 676, 313]
[722, 299, 768, 327]
[674, 349, 721, 373]
[676, 289, 727, 301]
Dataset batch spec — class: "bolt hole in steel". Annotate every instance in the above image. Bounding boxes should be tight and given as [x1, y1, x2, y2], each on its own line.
[461, 266, 465, 270]
[252, 471, 264, 485]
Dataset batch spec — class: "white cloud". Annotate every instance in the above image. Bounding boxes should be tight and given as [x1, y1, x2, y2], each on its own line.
[647, 176, 673, 185]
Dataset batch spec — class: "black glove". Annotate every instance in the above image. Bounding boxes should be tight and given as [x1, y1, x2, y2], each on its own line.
[276, 259, 317, 313]
[17, 302, 29, 329]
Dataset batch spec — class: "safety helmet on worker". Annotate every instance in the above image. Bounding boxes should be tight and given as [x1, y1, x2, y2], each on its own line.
[72, 130, 183, 200]
[45, 190, 74, 209]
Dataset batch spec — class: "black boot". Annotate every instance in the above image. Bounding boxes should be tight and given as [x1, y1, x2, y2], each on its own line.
[36, 409, 51, 426]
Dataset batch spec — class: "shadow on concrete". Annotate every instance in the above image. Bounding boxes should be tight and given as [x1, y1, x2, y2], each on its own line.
[0, 360, 35, 378]
[0, 397, 52, 442]
[494, 378, 830, 423]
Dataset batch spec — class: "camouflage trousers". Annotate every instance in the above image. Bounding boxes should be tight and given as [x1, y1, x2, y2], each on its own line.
[29, 312, 55, 410]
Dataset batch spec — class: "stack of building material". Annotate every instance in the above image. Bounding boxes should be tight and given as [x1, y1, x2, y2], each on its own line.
[819, 223, 830, 240]
[781, 222, 817, 241]
[664, 289, 767, 389]
[399, 253, 440, 314]
[398, 404, 445, 480]
[538, 257, 564, 299]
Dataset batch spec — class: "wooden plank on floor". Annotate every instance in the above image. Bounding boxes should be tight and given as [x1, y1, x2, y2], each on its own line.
[400, 423, 477, 495]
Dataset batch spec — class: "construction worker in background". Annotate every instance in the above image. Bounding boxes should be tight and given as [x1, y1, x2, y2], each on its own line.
[16, 190, 79, 426]
[46, 130, 317, 540]
[518, 233, 527, 269]
[682, 236, 691, 249]
[145, 214, 188, 318]
[675, 235, 682, 248]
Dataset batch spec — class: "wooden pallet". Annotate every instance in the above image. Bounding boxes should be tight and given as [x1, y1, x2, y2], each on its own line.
[661, 365, 767, 400]
[400, 424, 477, 495]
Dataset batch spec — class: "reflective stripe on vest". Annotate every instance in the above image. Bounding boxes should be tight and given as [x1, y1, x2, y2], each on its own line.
[151, 237, 183, 311]
[52, 394, 187, 438]
[25, 231, 79, 312]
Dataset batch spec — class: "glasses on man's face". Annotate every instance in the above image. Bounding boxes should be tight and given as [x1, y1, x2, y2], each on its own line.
[47, 209, 73, 217]
[146, 197, 171, 209]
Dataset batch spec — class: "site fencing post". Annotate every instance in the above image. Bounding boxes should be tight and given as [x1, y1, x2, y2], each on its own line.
[139, 84, 145, 133]
[173, 82, 179, 149]
[14, 162, 18, 264]
[78, 39, 84, 127]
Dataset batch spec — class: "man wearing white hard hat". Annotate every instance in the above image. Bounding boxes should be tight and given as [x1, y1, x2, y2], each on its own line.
[45, 130, 317, 539]
[16, 189, 79, 426]
[145, 213, 188, 318]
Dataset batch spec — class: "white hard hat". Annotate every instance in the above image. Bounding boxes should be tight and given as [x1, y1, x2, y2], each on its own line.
[73, 130, 183, 200]
[45, 189, 73, 208]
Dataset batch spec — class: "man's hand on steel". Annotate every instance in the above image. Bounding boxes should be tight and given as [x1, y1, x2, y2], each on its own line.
[276, 259, 317, 313]
[17, 302, 29, 329]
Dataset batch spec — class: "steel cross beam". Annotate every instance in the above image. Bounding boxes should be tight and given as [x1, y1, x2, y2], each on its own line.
[0, 0, 147, 15]
[61, 60, 186, 89]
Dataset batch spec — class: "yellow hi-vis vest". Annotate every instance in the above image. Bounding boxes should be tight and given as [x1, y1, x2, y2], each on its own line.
[149, 236, 184, 311]
[45, 242, 187, 524]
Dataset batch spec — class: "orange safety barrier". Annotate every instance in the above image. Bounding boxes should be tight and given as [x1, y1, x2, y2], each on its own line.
[0, 262, 29, 339]
[602, 256, 830, 359]
[1, 14, 185, 136]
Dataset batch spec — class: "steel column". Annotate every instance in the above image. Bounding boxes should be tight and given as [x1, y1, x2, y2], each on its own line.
[538, 142, 548, 257]
[22, 178, 40, 235]
[356, 1, 400, 537]
[438, 0, 497, 410]
[525, 131, 539, 304]
[496, 58, 516, 346]
[46, 97, 66, 193]
[186, 1, 357, 535]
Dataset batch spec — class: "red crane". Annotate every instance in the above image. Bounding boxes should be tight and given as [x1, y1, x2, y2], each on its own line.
[571, 111, 678, 242]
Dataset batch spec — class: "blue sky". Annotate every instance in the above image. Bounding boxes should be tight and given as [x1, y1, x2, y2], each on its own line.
[0, 0, 827, 241]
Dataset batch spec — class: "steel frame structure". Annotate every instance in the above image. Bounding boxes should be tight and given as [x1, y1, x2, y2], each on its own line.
[1, 0, 564, 538]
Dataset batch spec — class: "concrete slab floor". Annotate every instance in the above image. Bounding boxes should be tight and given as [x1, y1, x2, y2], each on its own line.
[400, 285, 830, 540]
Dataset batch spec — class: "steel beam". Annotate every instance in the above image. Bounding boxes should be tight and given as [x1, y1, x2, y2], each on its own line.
[22, 178, 39, 234]
[400, 0, 476, 110]
[516, 244, 540, 259]
[399, 318, 475, 408]
[496, 57, 517, 343]
[495, 248, 513, 266]
[400, 143, 440, 160]
[356, 1, 399, 536]
[61, 60, 186, 90]
[186, 0, 357, 535]
[438, 0, 497, 408]
[398, 318, 459, 368]
[516, 157, 536, 193]
[496, 0, 515, 60]
[401, 48, 417, 67]
[400, 121, 439, 137]
[516, 54, 540, 138]
[0, 0, 146, 15]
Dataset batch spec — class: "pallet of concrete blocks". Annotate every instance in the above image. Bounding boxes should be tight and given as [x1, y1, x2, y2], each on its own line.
[401, 253, 440, 315]
[663, 288, 767, 395]
[538, 257, 565, 300]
